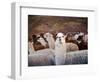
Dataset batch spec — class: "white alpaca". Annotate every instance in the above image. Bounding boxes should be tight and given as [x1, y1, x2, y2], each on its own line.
[28, 41, 35, 55]
[44, 32, 55, 49]
[55, 33, 66, 65]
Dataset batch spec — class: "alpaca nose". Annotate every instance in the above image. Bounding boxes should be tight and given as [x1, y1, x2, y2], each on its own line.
[59, 38, 61, 41]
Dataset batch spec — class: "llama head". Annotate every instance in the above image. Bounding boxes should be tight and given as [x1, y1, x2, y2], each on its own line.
[56, 33, 66, 44]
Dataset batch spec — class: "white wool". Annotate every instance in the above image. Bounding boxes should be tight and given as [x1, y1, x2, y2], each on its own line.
[37, 37, 47, 47]
[28, 42, 35, 55]
[44, 33, 55, 49]
[79, 32, 84, 36]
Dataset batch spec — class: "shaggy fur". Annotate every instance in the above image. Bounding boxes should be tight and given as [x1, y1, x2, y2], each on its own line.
[32, 34, 49, 51]
[37, 36, 47, 47]
[28, 49, 55, 66]
[65, 50, 88, 64]
[66, 43, 79, 52]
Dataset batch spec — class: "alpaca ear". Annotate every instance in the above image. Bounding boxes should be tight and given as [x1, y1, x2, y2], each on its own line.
[64, 34, 67, 38]
[52, 33, 57, 41]
[40, 33, 44, 38]
[64, 35, 66, 39]
[32, 34, 37, 42]
[44, 34, 46, 38]
[32, 34, 36, 39]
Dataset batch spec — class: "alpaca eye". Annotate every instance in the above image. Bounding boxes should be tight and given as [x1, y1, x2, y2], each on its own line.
[45, 35, 47, 37]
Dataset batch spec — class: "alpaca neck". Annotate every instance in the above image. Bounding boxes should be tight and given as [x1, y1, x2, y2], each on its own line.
[48, 37, 55, 49]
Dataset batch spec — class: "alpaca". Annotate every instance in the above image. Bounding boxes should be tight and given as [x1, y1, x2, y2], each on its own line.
[77, 34, 88, 50]
[55, 33, 67, 65]
[66, 43, 79, 52]
[28, 41, 35, 55]
[28, 49, 55, 66]
[44, 32, 55, 49]
[65, 32, 78, 45]
[32, 34, 49, 51]
[37, 34, 47, 47]
[83, 34, 88, 43]
[55, 33, 79, 65]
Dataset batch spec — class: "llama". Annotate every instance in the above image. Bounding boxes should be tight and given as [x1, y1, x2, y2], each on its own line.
[55, 33, 67, 65]
[44, 32, 55, 49]
[28, 41, 35, 55]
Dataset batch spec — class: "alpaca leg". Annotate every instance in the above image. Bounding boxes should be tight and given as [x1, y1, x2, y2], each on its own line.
[55, 55, 66, 65]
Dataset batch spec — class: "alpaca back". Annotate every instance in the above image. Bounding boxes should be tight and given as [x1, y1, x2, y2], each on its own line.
[66, 43, 79, 52]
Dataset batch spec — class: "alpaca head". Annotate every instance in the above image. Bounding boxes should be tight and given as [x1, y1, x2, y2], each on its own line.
[37, 35, 47, 46]
[56, 33, 66, 44]
[44, 32, 53, 41]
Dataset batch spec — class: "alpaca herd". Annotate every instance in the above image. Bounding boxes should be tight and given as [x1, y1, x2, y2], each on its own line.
[28, 32, 88, 66]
